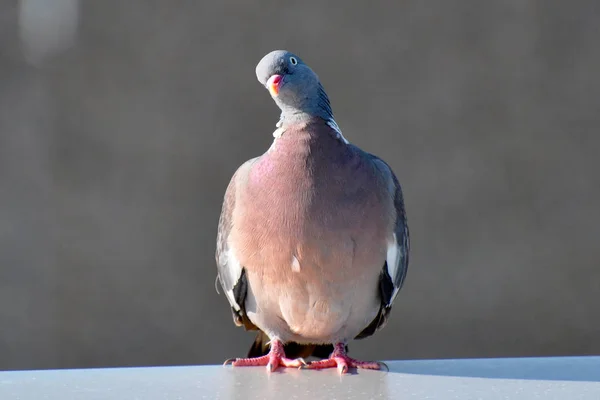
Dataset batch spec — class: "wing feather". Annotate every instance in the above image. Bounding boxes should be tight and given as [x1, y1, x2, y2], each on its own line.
[355, 155, 409, 339]
[372, 157, 410, 306]
[215, 158, 258, 327]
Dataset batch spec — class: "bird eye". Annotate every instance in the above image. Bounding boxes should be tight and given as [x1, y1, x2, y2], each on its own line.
[289, 56, 298, 65]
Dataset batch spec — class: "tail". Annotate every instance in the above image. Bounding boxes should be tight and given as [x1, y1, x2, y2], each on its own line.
[247, 331, 339, 359]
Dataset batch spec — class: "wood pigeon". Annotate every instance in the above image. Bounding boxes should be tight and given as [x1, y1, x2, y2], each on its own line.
[216, 50, 410, 374]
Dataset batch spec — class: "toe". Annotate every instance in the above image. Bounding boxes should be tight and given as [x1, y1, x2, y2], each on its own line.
[306, 358, 337, 370]
[306, 356, 383, 372]
[281, 357, 306, 368]
[229, 355, 270, 367]
[350, 360, 382, 370]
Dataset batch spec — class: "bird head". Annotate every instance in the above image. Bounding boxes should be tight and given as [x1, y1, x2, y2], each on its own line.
[255, 50, 327, 118]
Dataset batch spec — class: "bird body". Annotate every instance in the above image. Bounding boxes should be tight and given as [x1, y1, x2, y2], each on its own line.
[216, 50, 409, 373]
[229, 120, 393, 344]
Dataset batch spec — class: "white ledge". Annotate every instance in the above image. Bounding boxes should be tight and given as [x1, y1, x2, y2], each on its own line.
[1, 356, 599, 400]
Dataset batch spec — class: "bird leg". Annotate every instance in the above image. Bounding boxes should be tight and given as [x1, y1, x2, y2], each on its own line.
[224, 339, 306, 372]
[306, 342, 383, 374]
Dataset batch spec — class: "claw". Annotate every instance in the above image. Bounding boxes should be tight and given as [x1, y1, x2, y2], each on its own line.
[378, 361, 389, 372]
[223, 358, 237, 366]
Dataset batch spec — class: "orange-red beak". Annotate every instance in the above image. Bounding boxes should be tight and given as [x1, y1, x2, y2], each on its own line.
[267, 74, 283, 96]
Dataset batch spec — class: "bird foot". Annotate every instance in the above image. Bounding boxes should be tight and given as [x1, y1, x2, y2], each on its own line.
[305, 343, 383, 374]
[223, 339, 306, 372]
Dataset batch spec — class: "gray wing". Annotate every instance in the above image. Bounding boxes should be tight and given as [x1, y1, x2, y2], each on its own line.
[356, 153, 410, 339]
[372, 156, 410, 306]
[215, 158, 258, 328]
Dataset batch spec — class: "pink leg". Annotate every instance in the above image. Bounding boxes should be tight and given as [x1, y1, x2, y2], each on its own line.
[223, 339, 306, 372]
[306, 343, 383, 374]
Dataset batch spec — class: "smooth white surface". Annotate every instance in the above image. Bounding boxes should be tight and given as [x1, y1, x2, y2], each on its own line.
[1, 356, 599, 400]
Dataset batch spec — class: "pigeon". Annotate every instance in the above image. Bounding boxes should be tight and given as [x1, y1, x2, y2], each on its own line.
[216, 50, 409, 374]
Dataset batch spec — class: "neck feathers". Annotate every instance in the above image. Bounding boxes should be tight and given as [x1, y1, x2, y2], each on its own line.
[277, 83, 348, 143]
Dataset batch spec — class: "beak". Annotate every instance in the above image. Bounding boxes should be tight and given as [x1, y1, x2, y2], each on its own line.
[267, 74, 283, 96]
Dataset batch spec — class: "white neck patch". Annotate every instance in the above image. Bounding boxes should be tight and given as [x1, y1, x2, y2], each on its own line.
[326, 118, 349, 144]
[274, 117, 349, 144]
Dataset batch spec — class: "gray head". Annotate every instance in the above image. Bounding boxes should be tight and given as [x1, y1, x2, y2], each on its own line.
[255, 50, 334, 122]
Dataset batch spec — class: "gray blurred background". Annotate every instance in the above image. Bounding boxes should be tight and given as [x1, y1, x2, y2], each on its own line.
[1, 0, 599, 371]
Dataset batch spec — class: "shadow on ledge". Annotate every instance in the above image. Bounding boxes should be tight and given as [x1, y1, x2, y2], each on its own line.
[388, 356, 600, 382]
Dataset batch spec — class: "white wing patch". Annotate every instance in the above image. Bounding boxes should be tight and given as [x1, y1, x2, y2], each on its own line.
[386, 233, 401, 304]
[220, 248, 243, 311]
